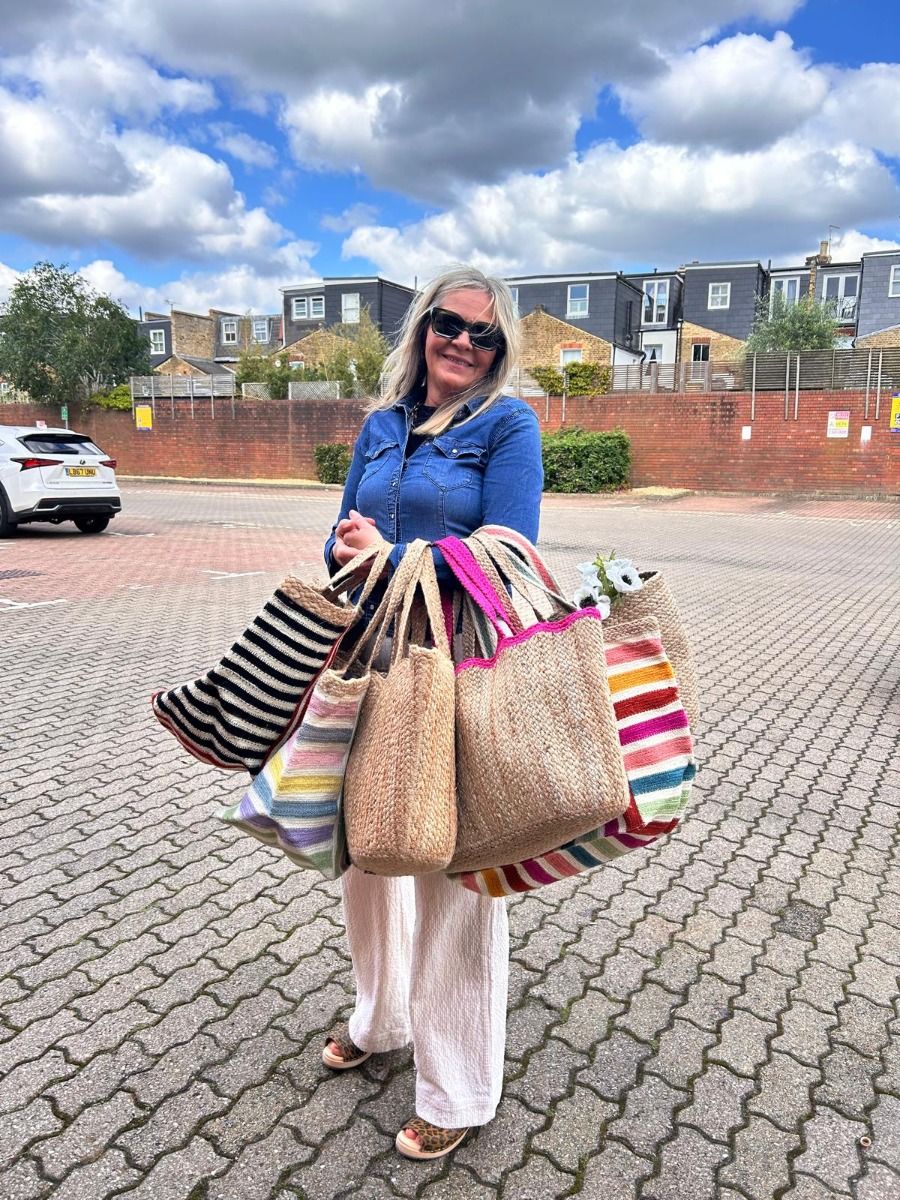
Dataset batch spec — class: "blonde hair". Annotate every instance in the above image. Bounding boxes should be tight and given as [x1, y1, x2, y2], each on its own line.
[371, 264, 521, 436]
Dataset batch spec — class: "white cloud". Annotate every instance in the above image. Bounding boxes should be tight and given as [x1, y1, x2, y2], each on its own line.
[344, 136, 900, 282]
[209, 123, 278, 169]
[0, 261, 20, 305]
[1, 46, 216, 122]
[90, 0, 806, 197]
[321, 203, 379, 233]
[818, 64, 900, 157]
[0, 86, 133, 200]
[619, 33, 829, 151]
[0, 130, 303, 267]
[78, 252, 316, 316]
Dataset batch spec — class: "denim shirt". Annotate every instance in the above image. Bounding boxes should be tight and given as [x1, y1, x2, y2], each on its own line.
[324, 391, 543, 603]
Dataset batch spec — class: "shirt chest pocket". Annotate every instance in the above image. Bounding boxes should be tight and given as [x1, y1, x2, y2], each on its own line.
[423, 436, 487, 490]
[360, 437, 398, 484]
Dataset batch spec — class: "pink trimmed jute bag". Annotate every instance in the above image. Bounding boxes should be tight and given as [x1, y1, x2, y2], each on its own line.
[437, 536, 630, 873]
[442, 529, 696, 897]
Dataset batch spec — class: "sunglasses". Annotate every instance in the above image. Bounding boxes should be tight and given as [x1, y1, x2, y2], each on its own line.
[427, 306, 505, 353]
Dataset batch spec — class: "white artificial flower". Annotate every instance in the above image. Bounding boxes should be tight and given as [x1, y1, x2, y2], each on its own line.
[604, 558, 644, 594]
[572, 585, 611, 618]
[576, 561, 601, 586]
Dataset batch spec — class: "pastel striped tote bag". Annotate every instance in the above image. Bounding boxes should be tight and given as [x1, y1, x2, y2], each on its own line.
[453, 613, 696, 896]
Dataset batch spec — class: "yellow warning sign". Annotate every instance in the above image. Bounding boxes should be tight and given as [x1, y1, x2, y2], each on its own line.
[135, 404, 153, 430]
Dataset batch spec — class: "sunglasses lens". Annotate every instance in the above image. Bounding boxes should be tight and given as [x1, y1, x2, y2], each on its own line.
[469, 325, 502, 351]
[430, 308, 503, 352]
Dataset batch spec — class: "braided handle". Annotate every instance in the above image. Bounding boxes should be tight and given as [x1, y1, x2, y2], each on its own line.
[436, 537, 516, 636]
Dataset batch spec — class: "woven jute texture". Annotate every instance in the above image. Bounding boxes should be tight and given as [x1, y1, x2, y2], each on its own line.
[450, 609, 631, 873]
[603, 572, 701, 726]
[343, 549, 457, 876]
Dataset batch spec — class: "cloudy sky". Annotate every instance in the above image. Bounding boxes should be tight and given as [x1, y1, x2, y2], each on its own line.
[0, 0, 898, 314]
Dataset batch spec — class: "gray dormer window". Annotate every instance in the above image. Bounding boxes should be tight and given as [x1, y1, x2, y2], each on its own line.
[770, 276, 801, 313]
[252, 318, 269, 342]
[149, 329, 166, 354]
[341, 293, 360, 323]
[310, 295, 325, 320]
[221, 318, 238, 343]
[889, 265, 900, 297]
[567, 284, 589, 318]
[292, 297, 308, 320]
[708, 282, 731, 310]
[643, 279, 669, 324]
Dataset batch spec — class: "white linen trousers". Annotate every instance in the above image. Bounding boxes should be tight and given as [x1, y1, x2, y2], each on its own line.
[341, 865, 509, 1128]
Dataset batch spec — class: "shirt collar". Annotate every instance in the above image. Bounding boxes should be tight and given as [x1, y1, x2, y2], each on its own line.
[393, 390, 487, 420]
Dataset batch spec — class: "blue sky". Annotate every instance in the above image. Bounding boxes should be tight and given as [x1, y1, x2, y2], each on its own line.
[0, 0, 897, 314]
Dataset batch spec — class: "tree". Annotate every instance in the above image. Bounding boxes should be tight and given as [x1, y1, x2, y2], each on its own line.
[343, 307, 390, 394]
[745, 293, 838, 354]
[0, 262, 150, 403]
[236, 351, 326, 399]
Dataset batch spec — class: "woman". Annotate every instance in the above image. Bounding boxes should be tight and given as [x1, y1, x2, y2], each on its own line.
[322, 265, 543, 1160]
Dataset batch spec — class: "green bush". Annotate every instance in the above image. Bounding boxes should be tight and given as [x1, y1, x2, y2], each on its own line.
[314, 443, 352, 485]
[87, 383, 132, 410]
[531, 362, 612, 396]
[541, 427, 631, 493]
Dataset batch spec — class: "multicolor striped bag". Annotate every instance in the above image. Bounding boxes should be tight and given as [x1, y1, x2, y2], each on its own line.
[152, 542, 392, 775]
[218, 542, 430, 877]
[445, 529, 696, 897]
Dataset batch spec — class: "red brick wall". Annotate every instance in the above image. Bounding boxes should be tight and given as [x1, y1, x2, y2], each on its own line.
[4, 390, 897, 496]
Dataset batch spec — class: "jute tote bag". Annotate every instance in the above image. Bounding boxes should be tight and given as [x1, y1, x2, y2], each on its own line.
[343, 547, 457, 876]
[437, 536, 630, 873]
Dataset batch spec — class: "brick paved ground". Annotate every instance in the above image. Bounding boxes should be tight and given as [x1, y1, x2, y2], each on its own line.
[2, 483, 898, 1200]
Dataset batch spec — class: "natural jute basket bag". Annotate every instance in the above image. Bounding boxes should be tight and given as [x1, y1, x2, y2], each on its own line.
[437, 535, 630, 873]
[343, 545, 457, 875]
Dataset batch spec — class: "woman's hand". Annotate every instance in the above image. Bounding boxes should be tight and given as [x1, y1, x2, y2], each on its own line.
[333, 510, 386, 568]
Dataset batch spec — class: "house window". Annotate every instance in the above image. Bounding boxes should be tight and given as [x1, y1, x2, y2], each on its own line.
[341, 293, 360, 323]
[292, 297, 308, 320]
[771, 277, 801, 313]
[310, 295, 325, 320]
[890, 265, 900, 298]
[221, 318, 238, 344]
[691, 343, 710, 362]
[644, 343, 664, 362]
[560, 348, 583, 366]
[149, 329, 166, 355]
[823, 273, 859, 320]
[567, 284, 589, 318]
[252, 318, 269, 343]
[509, 287, 519, 316]
[643, 279, 669, 324]
[708, 283, 731, 310]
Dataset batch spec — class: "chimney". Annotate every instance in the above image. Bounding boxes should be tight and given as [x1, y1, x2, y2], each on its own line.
[805, 239, 831, 300]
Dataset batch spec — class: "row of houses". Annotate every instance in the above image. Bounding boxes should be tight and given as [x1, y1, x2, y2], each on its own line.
[137, 243, 900, 382]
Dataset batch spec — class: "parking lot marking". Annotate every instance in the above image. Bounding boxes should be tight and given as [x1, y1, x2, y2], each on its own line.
[0, 596, 67, 610]
[201, 569, 266, 580]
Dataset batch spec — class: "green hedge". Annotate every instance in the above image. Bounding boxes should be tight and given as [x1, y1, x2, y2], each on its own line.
[314, 443, 352, 484]
[541, 427, 631, 493]
[86, 384, 132, 411]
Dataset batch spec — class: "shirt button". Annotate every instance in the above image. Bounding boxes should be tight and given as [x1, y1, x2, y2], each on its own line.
[451, 448, 459, 455]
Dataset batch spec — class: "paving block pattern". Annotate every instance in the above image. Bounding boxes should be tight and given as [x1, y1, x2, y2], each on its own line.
[2, 483, 898, 1198]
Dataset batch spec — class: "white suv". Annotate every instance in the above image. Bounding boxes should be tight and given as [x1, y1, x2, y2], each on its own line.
[0, 425, 122, 536]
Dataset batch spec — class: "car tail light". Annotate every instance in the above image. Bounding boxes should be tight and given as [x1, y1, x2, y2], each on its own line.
[11, 457, 62, 470]
[100, 459, 117, 468]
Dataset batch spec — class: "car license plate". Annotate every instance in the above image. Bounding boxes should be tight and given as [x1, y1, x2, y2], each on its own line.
[65, 467, 97, 478]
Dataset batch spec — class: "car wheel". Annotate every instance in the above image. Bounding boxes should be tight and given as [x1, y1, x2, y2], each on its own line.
[0, 489, 16, 537]
[73, 516, 111, 534]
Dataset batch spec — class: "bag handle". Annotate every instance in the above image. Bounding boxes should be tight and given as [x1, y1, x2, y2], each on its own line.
[468, 530, 575, 616]
[478, 524, 562, 593]
[324, 539, 395, 609]
[343, 540, 431, 672]
[436, 537, 518, 637]
[390, 548, 452, 665]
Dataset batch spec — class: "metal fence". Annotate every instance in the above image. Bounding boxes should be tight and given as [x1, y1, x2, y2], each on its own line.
[609, 348, 900, 408]
[130, 375, 238, 400]
[288, 380, 342, 401]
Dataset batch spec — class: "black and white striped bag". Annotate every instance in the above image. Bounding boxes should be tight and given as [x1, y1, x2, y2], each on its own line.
[151, 543, 391, 775]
